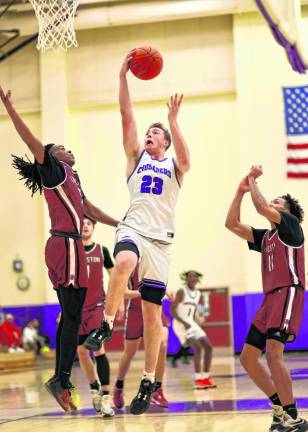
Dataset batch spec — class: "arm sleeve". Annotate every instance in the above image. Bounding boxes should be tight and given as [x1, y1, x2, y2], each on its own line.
[102, 246, 114, 269]
[36, 147, 66, 188]
[247, 228, 267, 252]
[276, 211, 304, 247]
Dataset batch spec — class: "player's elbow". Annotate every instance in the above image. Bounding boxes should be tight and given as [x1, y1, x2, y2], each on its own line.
[225, 218, 235, 231]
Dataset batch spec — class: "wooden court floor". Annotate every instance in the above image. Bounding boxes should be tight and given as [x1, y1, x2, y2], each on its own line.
[0, 352, 308, 431]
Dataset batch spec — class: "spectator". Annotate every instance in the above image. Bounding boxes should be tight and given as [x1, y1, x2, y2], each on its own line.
[22, 319, 50, 355]
[0, 314, 23, 352]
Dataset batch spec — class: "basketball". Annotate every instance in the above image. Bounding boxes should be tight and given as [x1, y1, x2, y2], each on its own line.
[128, 46, 163, 80]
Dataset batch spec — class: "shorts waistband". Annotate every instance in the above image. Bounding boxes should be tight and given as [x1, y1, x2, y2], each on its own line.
[51, 230, 82, 240]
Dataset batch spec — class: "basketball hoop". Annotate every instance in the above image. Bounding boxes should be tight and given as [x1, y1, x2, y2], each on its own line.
[29, 0, 80, 51]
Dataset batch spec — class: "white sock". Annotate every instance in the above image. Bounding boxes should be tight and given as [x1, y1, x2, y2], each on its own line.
[104, 315, 115, 330]
[142, 371, 155, 384]
[195, 373, 202, 380]
[202, 372, 209, 379]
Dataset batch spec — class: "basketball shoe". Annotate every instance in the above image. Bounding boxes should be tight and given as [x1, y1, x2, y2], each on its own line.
[130, 379, 156, 415]
[151, 387, 169, 408]
[45, 378, 72, 412]
[194, 378, 206, 389]
[101, 394, 115, 418]
[83, 320, 112, 351]
[269, 405, 285, 431]
[201, 378, 217, 389]
[270, 406, 308, 432]
[113, 385, 124, 409]
[90, 389, 102, 412]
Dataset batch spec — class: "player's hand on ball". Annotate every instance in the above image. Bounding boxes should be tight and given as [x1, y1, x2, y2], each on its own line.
[249, 165, 263, 179]
[120, 54, 133, 78]
[238, 176, 250, 194]
[167, 93, 183, 122]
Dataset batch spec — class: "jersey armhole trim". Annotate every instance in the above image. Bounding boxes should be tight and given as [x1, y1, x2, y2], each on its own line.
[172, 158, 181, 188]
[42, 168, 67, 190]
[127, 149, 145, 184]
[277, 235, 304, 249]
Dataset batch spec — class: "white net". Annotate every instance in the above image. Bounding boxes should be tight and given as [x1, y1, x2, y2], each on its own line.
[29, 0, 80, 51]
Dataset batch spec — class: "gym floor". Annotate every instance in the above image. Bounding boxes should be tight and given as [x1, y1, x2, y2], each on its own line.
[0, 352, 308, 431]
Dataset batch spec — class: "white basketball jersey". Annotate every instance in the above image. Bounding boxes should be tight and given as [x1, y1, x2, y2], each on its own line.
[176, 287, 201, 323]
[119, 150, 181, 243]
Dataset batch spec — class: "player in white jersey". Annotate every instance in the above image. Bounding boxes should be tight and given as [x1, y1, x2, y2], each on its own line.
[171, 271, 216, 389]
[84, 53, 190, 415]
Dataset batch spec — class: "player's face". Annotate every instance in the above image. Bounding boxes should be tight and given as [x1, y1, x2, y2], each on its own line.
[51, 145, 75, 166]
[144, 127, 168, 154]
[270, 197, 289, 213]
[186, 272, 199, 289]
[82, 218, 94, 240]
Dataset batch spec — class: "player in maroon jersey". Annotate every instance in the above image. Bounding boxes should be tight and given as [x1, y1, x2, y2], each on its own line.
[0, 86, 118, 412]
[112, 267, 171, 409]
[225, 165, 308, 432]
[77, 216, 115, 417]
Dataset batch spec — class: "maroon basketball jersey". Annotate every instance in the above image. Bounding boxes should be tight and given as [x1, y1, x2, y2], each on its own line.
[261, 230, 305, 294]
[128, 267, 141, 311]
[84, 243, 106, 308]
[43, 163, 84, 234]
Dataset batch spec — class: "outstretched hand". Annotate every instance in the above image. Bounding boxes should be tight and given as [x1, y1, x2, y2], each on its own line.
[0, 86, 13, 110]
[120, 53, 133, 78]
[167, 93, 183, 122]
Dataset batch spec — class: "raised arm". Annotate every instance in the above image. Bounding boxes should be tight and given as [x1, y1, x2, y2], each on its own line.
[225, 176, 254, 242]
[248, 165, 281, 224]
[83, 198, 119, 228]
[119, 55, 142, 173]
[167, 94, 190, 181]
[0, 87, 44, 163]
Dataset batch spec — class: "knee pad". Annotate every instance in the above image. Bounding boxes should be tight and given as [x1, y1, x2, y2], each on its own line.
[95, 353, 110, 386]
[245, 324, 266, 351]
[140, 286, 165, 305]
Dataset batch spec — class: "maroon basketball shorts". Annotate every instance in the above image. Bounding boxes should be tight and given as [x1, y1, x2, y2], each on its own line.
[45, 236, 88, 289]
[252, 286, 304, 342]
[79, 303, 104, 336]
[125, 304, 169, 340]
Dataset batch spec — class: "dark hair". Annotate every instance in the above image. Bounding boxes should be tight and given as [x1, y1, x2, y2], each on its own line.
[280, 194, 304, 223]
[11, 144, 54, 196]
[180, 270, 203, 283]
[83, 215, 97, 225]
[148, 122, 172, 150]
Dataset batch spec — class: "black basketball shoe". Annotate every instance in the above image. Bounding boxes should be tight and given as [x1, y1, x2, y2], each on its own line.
[130, 379, 156, 415]
[45, 378, 72, 412]
[83, 320, 112, 351]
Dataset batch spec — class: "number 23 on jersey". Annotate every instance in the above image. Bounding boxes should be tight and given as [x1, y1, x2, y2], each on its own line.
[141, 175, 163, 195]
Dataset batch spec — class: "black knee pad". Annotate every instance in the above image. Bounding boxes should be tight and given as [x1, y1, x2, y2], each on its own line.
[95, 353, 110, 386]
[266, 328, 291, 344]
[245, 324, 266, 351]
[140, 286, 165, 305]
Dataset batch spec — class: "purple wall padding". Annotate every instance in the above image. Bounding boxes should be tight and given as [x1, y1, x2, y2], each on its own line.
[162, 299, 183, 355]
[1, 304, 61, 349]
[232, 291, 308, 353]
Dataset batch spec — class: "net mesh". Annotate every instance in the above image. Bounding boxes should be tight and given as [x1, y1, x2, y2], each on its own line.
[29, 0, 80, 51]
